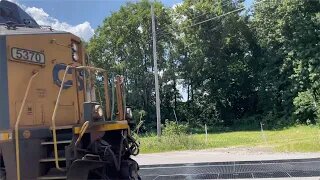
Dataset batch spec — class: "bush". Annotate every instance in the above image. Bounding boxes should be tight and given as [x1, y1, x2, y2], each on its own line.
[293, 91, 318, 124]
[136, 120, 204, 153]
[162, 120, 188, 136]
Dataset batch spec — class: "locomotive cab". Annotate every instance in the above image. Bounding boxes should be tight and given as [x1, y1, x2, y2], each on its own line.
[0, 1, 140, 179]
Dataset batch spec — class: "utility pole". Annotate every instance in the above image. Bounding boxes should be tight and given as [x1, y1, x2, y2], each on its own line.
[151, 3, 161, 137]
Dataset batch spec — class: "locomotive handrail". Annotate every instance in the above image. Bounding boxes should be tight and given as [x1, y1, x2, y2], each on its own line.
[76, 66, 106, 72]
[75, 121, 90, 146]
[76, 66, 111, 119]
[51, 65, 72, 171]
[51, 65, 109, 171]
[15, 71, 39, 180]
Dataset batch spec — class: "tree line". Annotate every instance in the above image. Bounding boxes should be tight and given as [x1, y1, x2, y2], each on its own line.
[88, 0, 320, 131]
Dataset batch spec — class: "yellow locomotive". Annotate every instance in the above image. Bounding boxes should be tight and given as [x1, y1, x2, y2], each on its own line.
[0, 1, 140, 179]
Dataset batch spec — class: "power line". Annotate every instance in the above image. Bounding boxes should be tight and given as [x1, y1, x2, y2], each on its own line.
[189, 0, 267, 28]
[175, 0, 238, 26]
[155, 0, 238, 35]
[152, 0, 268, 42]
[189, 6, 244, 27]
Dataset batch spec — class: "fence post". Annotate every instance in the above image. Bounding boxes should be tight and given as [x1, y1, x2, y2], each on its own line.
[205, 124, 208, 144]
[260, 122, 268, 145]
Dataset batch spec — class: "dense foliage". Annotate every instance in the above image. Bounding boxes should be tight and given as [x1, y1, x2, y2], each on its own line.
[88, 0, 320, 131]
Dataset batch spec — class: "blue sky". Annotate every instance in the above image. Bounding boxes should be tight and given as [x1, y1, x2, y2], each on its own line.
[13, 0, 254, 40]
[18, 0, 182, 29]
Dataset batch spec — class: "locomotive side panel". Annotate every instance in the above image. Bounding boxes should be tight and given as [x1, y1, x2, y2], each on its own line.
[6, 33, 85, 128]
[0, 36, 10, 130]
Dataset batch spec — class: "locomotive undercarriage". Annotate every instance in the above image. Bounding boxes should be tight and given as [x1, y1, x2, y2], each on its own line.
[66, 130, 140, 180]
[0, 124, 140, 180]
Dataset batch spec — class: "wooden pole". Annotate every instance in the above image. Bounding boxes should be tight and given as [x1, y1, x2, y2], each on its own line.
[151, 3, 161, 137]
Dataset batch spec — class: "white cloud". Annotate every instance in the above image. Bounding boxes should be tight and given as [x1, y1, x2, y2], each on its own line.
[13, 2, 94, 41]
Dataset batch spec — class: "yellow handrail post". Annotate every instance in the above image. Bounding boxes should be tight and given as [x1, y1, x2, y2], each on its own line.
[103, 72, 111, 120]
[115, 76, 124, 121]
[75, 121, 89, 146]
[52, 65, 107, 171]
[51, 65, 71, 171]
[15, 71, 39, 180]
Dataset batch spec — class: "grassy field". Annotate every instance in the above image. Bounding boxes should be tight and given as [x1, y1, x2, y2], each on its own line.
[137, 125, 320, 154]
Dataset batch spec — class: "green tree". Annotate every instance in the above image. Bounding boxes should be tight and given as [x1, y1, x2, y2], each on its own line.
[252, 0, 320, 126]
[88, 0, 178, 130]
[88, 0, 320, 131]
[173, 0, 259, 127]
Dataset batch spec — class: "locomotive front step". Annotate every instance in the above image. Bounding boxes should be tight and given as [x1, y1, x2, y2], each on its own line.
[41, 140, 72, 145]
[37, 168, 67, 180]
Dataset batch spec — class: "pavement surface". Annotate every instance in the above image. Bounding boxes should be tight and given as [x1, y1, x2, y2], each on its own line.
[134, 147, 320, 165]
[139, 158, 320, 179]
[135, 147, 320, 179]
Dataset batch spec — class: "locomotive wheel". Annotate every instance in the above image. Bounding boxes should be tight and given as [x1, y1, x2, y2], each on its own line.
[120, 158, 141, 180]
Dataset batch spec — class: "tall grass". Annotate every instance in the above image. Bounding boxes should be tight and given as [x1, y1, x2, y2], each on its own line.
[137, 125, 320, 154]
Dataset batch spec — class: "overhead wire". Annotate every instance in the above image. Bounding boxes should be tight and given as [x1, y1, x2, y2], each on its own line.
[179, 0, 240, 24]
[153, 0, 242, 41]
[155, 0, 237, 34]
[188, 0, 267, 28]
[151, 0, 268, 43]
